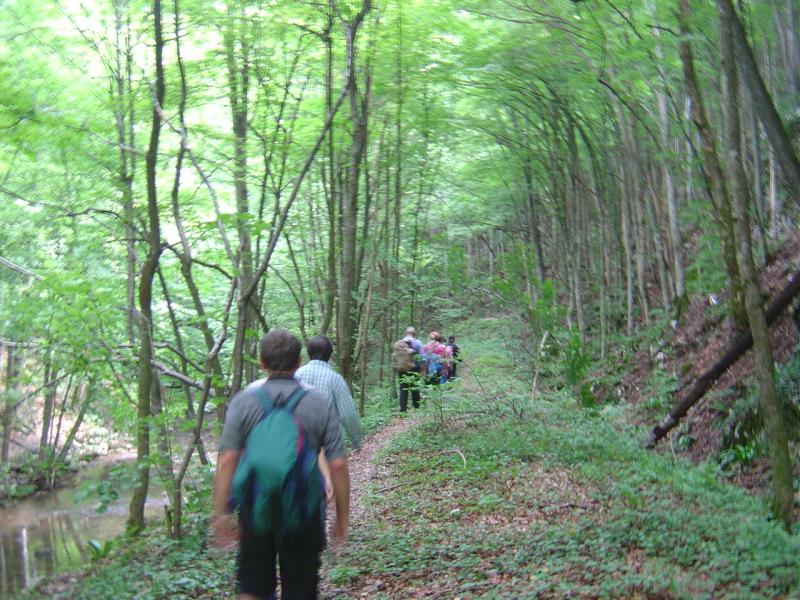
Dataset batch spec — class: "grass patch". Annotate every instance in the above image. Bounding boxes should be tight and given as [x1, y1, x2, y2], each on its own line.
[326, 317, 800, 599]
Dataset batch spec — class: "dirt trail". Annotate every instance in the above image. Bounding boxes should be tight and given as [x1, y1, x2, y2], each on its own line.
[320, 413, 417, 595]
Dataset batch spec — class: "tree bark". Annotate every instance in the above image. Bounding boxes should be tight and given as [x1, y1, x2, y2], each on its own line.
[226, 0, 257, 397]
[113, 0, 137, 345]
[39, 349, 57, 459]
[335, 0, 372, 387]
[725, 0, 800, 198]
[128, 0, 165, 534]
[1, 344, 18, 463]
[321, 1, 337, 336]
[718, 0, 794, 530]
[678, 0, 747, 331]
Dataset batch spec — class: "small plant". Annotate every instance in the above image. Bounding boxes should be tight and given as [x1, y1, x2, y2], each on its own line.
[87, 539, 114, 561]
[329, 564, 360, 585]
[563, 329, 590, 389]
[718, 441, 758, 472]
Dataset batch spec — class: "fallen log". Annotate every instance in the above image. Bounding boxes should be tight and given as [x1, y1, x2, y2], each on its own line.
[645, 268, 800, 449]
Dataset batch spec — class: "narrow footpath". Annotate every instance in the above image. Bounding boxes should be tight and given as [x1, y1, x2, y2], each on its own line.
[321, 413, 417, 598]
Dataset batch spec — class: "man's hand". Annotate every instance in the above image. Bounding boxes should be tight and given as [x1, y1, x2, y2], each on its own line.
[210, 513, 239, 550]
[211, 449, 241, 550]
[325, 478, 334, 504]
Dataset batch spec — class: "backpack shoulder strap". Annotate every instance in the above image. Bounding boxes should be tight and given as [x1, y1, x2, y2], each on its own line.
[284, 385, 309, 414]
[252, 384, 275, 416]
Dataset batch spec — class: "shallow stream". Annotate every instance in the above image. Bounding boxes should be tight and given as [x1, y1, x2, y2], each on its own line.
[0, 463, 164, 598]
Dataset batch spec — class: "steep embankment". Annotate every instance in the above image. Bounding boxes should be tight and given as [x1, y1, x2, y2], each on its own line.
[619, 231, 800, 480]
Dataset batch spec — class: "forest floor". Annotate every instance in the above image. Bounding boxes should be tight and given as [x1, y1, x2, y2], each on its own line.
[23, 316, 800, 599]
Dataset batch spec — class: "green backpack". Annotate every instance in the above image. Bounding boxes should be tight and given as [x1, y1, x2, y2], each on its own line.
[228, 385, 323, 537]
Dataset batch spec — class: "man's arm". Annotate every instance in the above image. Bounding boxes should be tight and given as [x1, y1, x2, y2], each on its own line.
[318, 448, 334, 502]
[333, 375, 363, 449]
[211, 449, 241, 548]
[328, 455, 350, 545]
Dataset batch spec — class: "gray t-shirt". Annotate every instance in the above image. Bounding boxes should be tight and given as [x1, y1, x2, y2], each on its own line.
[219, 376, 346, 460]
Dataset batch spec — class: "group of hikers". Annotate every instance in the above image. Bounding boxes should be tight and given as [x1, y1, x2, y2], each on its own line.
[391, 326, 461, 412]
[210, 326, 460, 599]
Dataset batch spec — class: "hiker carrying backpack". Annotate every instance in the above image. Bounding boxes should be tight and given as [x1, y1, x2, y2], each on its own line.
[212, 329, 350, 600]
[395, 327, 424, 412]
[391, 338, 416, 372]
[228, 385, 322, 536]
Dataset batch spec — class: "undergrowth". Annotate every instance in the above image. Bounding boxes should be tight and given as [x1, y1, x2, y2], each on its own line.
[325, 317, 800, 599]
[23, 316, 800, 599]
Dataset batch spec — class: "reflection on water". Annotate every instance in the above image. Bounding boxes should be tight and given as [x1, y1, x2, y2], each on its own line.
[0, 466, 163, 598]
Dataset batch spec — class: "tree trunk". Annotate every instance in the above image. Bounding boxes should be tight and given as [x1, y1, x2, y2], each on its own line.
[718, 0, 794, 531]
[39, 350, 57, 459]
[113, 0, 137, 345]
[726, 0, 800, 197]
[336, 0, 372, 387]
[128, 0, 165, 534]
[321, 1, 337, 336]
[678, 0, 747, 331]
[650, 0, 686, 309]
[1, 344, 17, 463]
[226, 0, 257, 397]
[56, 381, 94, 464]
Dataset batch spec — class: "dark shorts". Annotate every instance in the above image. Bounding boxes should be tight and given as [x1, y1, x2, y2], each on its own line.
[237, 521, 324, 600]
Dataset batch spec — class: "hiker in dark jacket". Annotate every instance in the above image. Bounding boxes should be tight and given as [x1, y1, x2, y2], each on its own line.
[211, 329, 351, 600]
[446, 334, 461, 380]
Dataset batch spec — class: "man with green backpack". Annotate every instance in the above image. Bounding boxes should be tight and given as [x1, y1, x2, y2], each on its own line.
[211, 329, 350, 600]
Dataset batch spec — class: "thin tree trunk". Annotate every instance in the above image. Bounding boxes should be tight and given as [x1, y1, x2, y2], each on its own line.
[1, 344, 17, 463]
[718, 0, 794, 531]
[39, 349, 57, 459]
[321, 1, 337, 336]
[128, 0, 165, 534]
[226, 0, 256, 397]
[56, 381, 94, 464]
[336, 0, 372, 387]
[650, 0, 686, 309]
[678, 0, 747, 331]
[726, 0, 800, 197]
[113, 0, 137, 345]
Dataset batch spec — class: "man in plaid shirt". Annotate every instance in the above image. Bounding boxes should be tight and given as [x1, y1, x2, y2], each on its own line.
[295, 335, 363, 450]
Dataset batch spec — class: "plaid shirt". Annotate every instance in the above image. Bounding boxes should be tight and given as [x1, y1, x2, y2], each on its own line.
[295, 360, 363, 449]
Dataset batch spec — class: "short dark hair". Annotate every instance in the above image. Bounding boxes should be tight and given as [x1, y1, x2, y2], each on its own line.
[307, 335, 334, 362]
[259, 330, 301, 371]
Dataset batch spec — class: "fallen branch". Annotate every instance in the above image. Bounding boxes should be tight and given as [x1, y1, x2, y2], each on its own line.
[645, 268, 800, 448]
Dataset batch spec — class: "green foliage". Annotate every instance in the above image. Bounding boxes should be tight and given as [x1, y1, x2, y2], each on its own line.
[719, 442, 758, 471]
[0, 451, 74, 503]
[75, 463, 137, 514]
[639, 366, 679, 418]
[563, 329, 589, 388]
[23, 520, 236, 600]
[322, 324, 800, 599]
[87, 539, 114, 561]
